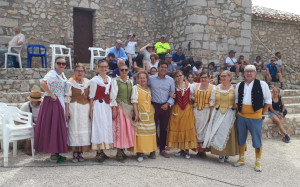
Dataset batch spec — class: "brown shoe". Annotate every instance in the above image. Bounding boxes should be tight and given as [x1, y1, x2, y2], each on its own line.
[160, 150, 170, 158]
[148, 151, 156, 159]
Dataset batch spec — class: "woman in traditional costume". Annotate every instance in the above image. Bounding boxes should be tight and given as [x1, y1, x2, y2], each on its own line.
[167, 70, 197, 159]
[89, 60, 113, 162]
[203, 70, 238, 163]
[65, 63, 91, 163]
[34, 57, 68, 163]
[110, 64, 135, 161]
[190, 71, 216, 158]
[131, 71, 157, 162]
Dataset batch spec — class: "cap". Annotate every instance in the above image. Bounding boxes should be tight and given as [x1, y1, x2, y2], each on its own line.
[161, 35, 167, 38]
[165, 53, 172, 58]
[244, 65, 256, 72]
[27, 90, 43, 102]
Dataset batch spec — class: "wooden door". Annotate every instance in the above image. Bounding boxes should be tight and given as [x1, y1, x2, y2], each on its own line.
[73, 8, 93, 64]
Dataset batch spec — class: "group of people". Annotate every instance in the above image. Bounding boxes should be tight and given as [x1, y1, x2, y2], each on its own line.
[23, 48, 287, 173]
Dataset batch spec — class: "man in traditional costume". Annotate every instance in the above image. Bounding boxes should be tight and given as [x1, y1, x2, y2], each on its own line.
[234, 65, 271, 172]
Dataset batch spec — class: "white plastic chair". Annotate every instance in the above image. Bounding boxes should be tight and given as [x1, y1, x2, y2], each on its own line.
[4, 45, 23, 69]
[0, 106, 34, 167]
[0, 102, 7, 151]
[50, 44, 72, 69]
[88, 47, 108, 70]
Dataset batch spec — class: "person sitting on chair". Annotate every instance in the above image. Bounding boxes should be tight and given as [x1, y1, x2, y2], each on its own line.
[0, 26, 25, 68]
[20, 90, 42, 155]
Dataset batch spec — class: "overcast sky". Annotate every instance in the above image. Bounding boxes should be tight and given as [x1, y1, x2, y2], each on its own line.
[252, 0, 300, 15]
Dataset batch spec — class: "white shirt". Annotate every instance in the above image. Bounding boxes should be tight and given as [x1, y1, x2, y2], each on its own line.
[8, 33, 25, 53]
[125, 41, 137, 55]
[234, 80, 272, 105]
[149, 61, 159, 70]
[253, 61, 262, 66]
[225, 57, 237, 70]
[20, 101, 41, 123]
[192, 66, 202, 74]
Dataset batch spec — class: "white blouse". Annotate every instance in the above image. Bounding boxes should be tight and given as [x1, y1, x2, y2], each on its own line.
[65, 78, 90, 103]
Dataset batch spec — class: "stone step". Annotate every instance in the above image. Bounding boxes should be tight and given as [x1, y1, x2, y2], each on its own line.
[281, 96, 300, 104]
[0, 68, 96, 80]
[262, 114, 300, 138]
[285, 104, 300, 114]
[4, 103, 300, 139]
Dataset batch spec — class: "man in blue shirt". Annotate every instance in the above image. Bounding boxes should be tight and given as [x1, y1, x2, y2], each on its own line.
[266, 57, 284, 89]
[165, 53, 176, 77]
[107, 40, 128, 62]
[148, 61, 175, 158]
[172, 47, 186, 70]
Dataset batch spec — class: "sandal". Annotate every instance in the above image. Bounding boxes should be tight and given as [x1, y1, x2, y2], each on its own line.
[121, 149, 128, 159]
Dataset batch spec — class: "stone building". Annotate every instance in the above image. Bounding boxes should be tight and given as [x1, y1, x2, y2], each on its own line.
[0, 0, 299, 84]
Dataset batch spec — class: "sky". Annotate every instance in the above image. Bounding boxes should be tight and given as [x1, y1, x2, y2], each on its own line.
[252, 0, 300, 15]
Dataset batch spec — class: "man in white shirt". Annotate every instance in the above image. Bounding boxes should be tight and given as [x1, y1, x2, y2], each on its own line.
[20, 90, 42, 155]
[233, 65, 271, 172]
[0, 26, 25, 68]
[125, 33, 138, 71]
[225, 50, 241, 78]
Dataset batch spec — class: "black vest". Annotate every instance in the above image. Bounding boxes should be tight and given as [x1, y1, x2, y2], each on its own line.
[238, 79, 264, 112]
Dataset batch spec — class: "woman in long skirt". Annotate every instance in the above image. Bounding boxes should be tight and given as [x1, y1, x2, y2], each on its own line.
[65, 63, 91, 163]
[89, 60, 113, 162]
[203, 70, 238, 162]
[190, 71, 216, 158]
[34, 57, 68, 163]
[167, 70, 197, 159]
[110, 64, 135, 161]
[131, 71, 157, 162]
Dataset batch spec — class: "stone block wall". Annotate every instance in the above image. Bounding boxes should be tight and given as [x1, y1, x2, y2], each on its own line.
[0, 0, 165, 63]
[163, 0, 253, 65]
[250, 16, 300, 85]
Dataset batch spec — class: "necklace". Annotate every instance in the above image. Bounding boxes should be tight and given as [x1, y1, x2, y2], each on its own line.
[55, 68, 62, 75]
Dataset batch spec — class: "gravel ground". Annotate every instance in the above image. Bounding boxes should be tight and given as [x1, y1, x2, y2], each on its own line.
[0, 137, 299, 187]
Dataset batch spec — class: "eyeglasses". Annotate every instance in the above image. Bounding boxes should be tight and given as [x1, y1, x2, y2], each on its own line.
[75, 70, 84, 73]
[175, 74, 183, 78]
[99, 66, 108, 68]
[220, 75, 229, 78]
[120, 69, 128, 72]
[117, 43, 123, 45]
[200, 76, 208, 79]
[245, 70, 255, 73]
[56, 62, 66, 66]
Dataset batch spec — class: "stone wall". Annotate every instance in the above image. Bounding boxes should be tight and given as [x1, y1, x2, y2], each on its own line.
[250, 16, 300, 85]
[0, 0, 165, 65]
[163, 0, 253, 65]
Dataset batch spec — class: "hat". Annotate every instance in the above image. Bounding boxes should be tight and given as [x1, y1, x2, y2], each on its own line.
[165, 53, 172, 58]
[244, 65, 256, 72]
[229, 50, 236, 53]
[27, 90, 43, 102]
[161, 35, 167, 38]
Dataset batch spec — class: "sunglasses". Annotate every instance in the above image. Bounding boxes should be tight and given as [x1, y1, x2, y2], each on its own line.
[175, 74, 183, 78]
[56, 62, 66, 66]
[200, 76, 208, 79]
[117, 43, 123, 45]
[75, 70, 84, 73]
[120, 69, 128, 72]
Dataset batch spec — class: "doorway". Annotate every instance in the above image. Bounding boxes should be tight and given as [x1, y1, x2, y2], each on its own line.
[73, 8, 93, 64]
